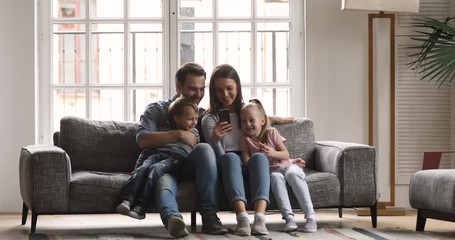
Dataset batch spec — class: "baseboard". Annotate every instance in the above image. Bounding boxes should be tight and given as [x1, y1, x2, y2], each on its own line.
[356, 206, 406, 216]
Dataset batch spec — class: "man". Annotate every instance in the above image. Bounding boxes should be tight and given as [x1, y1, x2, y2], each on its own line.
[135, 62, 228, 237]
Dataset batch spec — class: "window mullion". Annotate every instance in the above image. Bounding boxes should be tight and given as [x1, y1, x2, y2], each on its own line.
[124, 0, 130, 121]
[168, 0, 177, 98]
[251, 0, 257, 100]
[85, 0, 91, 119]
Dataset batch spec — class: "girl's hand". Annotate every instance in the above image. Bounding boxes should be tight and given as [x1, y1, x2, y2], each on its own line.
[292, 158, 306, 168]
[211, 120, 232, 143]
[259, 142, 277, 158]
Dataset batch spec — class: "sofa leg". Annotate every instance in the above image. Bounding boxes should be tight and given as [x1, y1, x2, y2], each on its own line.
[370, 203, 377, 228]
[416, 209, 426, 231]
[191, 211, 197, 232]
[31, 209, 38, 234]
[338, 208, 343, 218]
[22, 202, 28, 225]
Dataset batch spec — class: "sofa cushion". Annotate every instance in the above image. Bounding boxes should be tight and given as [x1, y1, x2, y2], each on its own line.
[59, 116, 141, 172]
[273, 119, 316, 169]
[70, 171, 130, 213]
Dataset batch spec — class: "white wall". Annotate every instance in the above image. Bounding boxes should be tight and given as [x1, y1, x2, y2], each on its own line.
[306, 0, 369, 144]
[0, 0, 35, 213]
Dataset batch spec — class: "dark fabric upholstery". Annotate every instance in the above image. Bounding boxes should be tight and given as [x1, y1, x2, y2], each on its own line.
[19, 116, 377, 233]
[58, 116, 141, 173]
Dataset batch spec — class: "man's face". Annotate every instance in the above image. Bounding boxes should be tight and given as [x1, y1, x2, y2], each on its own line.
[177, 74, 206, 105]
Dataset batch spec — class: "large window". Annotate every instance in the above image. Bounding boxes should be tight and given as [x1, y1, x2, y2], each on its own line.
[38, 0, 305, 143]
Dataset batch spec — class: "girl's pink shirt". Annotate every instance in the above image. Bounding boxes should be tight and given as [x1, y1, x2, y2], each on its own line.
[239, 127, 292, 172]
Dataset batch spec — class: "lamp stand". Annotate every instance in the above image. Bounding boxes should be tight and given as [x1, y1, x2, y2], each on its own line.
[357, 11, 405, 217]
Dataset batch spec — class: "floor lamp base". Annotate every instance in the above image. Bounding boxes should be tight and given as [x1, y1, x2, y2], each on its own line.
[356, 206, 406, 216]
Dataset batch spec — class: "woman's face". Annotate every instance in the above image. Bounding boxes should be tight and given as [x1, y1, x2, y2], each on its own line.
[214, 77, 238, 110]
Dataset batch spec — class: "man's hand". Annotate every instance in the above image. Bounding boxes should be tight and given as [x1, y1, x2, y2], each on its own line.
[179, 130, 197, 147]
[292, 158, 306, 168]
[269, 116, 296, 124]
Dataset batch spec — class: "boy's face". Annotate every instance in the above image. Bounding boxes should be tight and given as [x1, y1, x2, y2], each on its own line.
[173, 106, 199, 131]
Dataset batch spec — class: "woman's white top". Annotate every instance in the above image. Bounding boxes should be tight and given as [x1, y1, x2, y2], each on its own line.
[201, 112, 244, 157]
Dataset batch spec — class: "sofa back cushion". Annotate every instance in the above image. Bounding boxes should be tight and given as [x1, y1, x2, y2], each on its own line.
[58, 116, 141, 172]
[273, 118, 315, 169]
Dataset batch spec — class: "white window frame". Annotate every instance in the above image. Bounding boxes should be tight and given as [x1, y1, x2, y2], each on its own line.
[37, 0, 305, 144]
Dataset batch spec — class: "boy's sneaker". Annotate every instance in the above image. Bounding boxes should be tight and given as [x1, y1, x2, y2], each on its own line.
[251, 216, 268, 235]
[168, 216, 189, 238]
[283, 215, 298, 232]
[234, 216, 251, 236]
[201, 214, 229, 235]
[128, 205, 146, 220]
[303, 218, 317, 233]
[116, 200, 131, 216]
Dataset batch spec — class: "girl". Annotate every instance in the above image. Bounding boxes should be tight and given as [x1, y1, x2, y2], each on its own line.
[239, 99, 317, 233]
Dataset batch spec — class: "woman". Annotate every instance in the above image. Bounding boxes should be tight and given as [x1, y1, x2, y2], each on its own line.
[201, 64, 270, 236]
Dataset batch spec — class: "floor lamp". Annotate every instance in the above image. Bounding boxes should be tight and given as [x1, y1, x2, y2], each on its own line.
[341, 0, 419, 215]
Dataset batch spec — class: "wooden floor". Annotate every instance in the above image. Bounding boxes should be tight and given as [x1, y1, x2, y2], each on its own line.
[1, 209, 454, 239]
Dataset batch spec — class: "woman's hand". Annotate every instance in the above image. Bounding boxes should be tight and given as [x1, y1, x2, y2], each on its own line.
[211, 120, 232, 143]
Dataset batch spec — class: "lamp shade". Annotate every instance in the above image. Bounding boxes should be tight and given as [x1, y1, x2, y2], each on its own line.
[341, 0, 419, 13]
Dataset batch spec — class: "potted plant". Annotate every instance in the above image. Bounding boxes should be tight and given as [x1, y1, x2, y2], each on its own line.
[408, 16, 455, 87]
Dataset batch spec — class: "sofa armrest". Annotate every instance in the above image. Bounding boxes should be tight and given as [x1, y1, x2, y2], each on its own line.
[19, 145, 71, 213]
[315, 141, 377, 206]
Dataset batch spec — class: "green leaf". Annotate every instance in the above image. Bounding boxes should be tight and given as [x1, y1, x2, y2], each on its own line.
[407, 16, 455, 87]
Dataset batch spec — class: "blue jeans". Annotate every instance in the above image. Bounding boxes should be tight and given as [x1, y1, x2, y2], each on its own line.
[154, 143, 218, 228]
[218, 152, 270, 206]
[270, 164, 315, 219]
[120, 151, 178, 207]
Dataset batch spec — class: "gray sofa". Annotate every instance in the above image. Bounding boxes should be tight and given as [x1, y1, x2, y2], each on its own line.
[19, 116, 377, 233]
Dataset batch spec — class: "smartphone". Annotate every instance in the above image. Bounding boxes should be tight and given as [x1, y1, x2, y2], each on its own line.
[218, 109, 231, 124]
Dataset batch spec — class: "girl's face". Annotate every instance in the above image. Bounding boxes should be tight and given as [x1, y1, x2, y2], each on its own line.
[240, 106, 265, 139]
[173, 106, 199, 131]
[214, 77, 238, 111]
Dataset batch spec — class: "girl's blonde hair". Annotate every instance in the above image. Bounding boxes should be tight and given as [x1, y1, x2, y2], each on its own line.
[242, 99, 270, 143]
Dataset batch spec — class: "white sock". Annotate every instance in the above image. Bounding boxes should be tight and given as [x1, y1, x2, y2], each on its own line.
[254, 212, 265, 221]
[306, 214, 316, 221]
[237, 211, 249, 220]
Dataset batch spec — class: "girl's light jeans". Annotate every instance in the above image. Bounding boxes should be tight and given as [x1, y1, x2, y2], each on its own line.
[270, 164, 315, 219]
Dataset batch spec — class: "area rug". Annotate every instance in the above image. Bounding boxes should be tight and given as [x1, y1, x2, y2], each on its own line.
[0, 227, 438, 240]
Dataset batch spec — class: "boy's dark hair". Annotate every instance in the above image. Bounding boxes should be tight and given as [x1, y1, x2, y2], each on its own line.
[175, 62, 206, 85]
[168, 96, 198, 129]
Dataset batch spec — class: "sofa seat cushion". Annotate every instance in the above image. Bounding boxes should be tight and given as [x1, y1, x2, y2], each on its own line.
[70, 171, 130, 213]
[305, 170, 340, 208]
[266, 170, 340, 209]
